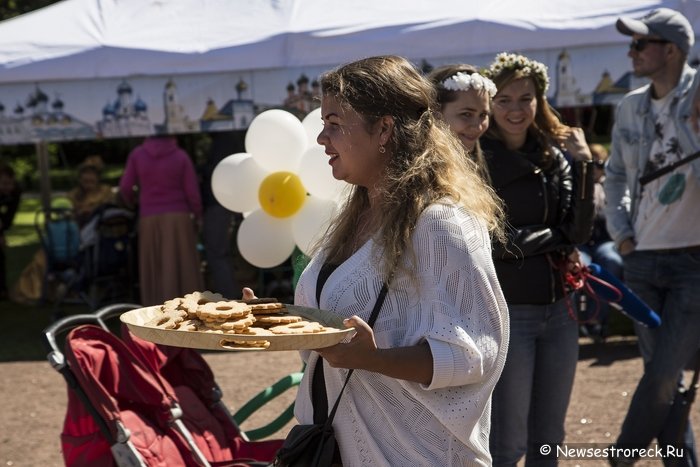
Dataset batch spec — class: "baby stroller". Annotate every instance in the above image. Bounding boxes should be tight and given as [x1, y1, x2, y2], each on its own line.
[35, 206, 90, 316]
[80, 204, 138, 306]
[43, 303, 303, 466]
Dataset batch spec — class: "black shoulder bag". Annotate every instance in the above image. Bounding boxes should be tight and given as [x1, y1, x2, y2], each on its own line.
[273, 272, 390, 467]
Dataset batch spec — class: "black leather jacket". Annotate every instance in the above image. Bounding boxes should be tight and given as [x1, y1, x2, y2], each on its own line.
[482, 134, 594, 304]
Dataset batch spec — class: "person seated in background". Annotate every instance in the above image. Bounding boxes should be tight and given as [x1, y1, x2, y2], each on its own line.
[577, 143, 623, 341]
[67, 160, 115, 228]
[10, 198, 80, 306]
[0, 164, 22, 300]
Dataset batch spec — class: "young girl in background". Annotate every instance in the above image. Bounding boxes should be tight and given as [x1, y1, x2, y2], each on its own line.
[428, 64, 497, 181]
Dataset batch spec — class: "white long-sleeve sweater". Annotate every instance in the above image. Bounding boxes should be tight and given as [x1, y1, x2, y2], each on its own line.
[294, 203, 509, 467]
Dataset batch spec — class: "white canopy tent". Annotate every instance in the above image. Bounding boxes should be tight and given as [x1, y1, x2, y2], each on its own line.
[3, 0, 700, 141]
[0, 0, 697, 83]
[1, 0, 700, 207]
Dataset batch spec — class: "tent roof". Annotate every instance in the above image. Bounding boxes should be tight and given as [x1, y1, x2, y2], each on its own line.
[0, 0, 691, 84]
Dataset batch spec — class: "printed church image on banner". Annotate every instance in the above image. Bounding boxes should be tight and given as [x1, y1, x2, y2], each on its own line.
[0, 86, 95, 144]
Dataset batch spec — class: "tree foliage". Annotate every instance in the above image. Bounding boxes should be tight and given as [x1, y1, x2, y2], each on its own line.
[0, 0, 60, 22]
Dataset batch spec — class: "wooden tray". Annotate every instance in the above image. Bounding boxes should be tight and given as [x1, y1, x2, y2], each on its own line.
[120, 305, 354, 351]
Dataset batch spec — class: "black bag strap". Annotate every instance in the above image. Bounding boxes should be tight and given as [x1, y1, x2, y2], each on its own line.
[312, 262, 393, 428]
[639, 150, 700, 186]
[312, 263, 339, 423]
[324, 281, 389, 427]
[311, 256, 395, 428]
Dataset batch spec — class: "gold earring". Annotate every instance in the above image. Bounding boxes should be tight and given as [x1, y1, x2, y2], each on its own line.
[379, 145, 386, 154]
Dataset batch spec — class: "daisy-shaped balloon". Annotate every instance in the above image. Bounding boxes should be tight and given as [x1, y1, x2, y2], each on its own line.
[211, 108, 347, 268]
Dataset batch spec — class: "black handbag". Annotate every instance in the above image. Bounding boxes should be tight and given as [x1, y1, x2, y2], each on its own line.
[273, 421, 338, 466]
[273, 277, 390, 467]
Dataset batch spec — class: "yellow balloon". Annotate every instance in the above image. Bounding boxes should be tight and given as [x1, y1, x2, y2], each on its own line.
[258, 171, 307, 218]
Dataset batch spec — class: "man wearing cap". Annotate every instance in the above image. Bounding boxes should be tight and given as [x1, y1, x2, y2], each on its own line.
[605, 7, 700, 465]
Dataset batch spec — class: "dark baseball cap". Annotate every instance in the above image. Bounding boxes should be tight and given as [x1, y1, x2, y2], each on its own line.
[616, 8, 695, 54]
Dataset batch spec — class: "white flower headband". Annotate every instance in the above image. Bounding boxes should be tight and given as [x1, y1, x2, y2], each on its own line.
[485, 52, 550, 93]
[441, 72, 498, 98]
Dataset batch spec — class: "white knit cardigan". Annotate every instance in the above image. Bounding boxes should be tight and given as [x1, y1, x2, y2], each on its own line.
[294, 203, 509, 467]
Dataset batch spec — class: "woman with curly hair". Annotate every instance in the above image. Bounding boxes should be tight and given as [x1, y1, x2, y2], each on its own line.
[280, 55, 509, 465]
[480, 53, 595, 465]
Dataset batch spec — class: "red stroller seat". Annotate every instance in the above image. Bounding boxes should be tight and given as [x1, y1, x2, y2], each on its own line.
[120, 326, 283, 463]
[62, 324, 202, 466]
[43, 304, 296, 466]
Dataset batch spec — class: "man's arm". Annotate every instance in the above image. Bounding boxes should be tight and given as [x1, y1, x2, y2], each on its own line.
[603, 105, 635, 251]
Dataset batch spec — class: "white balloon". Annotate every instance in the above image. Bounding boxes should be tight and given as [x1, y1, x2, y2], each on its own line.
[211, 153, 266, 213]
[292, 197, 338, 256]
[237, 210, 296, 268]
[301, 107, 323, 149]
[245, 109, 307, 172]
[298, 146, 349, 200]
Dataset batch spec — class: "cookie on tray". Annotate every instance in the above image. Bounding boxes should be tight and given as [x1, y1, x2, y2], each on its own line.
[249, 302, 287, 315]
[184, 290, 226, 305]
[197, 301, 252, 321]
[269, 320, 327, 334]
[201, 314, 256, 331]
[254, 313, 303, 327]
[146, 309, 187, 329]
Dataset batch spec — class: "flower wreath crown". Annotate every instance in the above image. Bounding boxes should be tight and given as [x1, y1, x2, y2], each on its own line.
[441, 72, 498, 97]
[485, 52, 550, 93]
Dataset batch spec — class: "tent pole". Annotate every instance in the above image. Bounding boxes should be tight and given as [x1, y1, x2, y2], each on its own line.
[36, 140, 51, 213]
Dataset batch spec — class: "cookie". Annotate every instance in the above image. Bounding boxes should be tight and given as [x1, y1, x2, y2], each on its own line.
[176, 318, 203, 331]
[197, 301, 252, 321]
[146, 309, 187, 329]
[184, 290, 226, 305]
[269, 320, 327, 334]
[222, 327, 273, 348]
[231, 326, 274, 336]
[180, 298, 202, 318]
[254, 313, 303, 327]
[235, 297, 279, 305]
[249, 302, 287, 315]
[161, 298, 184, 311]
[201, 314, 256, 331]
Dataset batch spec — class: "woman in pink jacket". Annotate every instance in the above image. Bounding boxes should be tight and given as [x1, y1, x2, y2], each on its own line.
[119, 136, 204, 305]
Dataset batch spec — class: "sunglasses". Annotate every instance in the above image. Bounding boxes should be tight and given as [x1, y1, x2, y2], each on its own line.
[629, 38, 671, 52]
[593, 160, 606, 169]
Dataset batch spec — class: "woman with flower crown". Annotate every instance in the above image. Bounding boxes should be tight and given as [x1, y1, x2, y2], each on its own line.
[428, 64, 497, 182]
[479, 52, 595, 465]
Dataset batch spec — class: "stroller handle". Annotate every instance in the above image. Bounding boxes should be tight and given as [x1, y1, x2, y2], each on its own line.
[42, 303, 142, 357]
[94, 303, 142, 322]
[43, 314, 105, 356]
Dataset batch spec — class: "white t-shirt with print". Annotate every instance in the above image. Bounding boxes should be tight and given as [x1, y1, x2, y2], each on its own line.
[634, 91, 700, 250]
